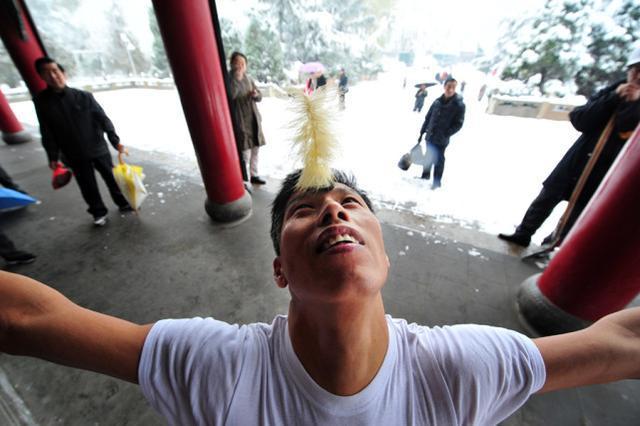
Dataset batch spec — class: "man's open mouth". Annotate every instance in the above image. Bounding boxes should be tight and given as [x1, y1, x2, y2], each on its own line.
[316, 227, 364, 253]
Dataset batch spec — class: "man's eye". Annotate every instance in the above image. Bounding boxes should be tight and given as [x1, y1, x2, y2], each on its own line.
[343, 197, 361, 206]
[292, 204, 313, 213]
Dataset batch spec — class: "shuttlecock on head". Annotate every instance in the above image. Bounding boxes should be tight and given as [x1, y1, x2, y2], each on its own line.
[288, 87, 338, 190]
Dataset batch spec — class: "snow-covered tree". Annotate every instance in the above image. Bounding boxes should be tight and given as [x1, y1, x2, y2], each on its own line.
[148, 7, 170, 78]
[575, 0, 640, 96]
[500, 0, 592, 94]
[244, 16, 285, 82]
[220, 17, 244, 61]
[496, 0, 640, 96]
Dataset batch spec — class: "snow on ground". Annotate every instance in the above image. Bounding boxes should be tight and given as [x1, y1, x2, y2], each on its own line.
[10, 73, 579, 244]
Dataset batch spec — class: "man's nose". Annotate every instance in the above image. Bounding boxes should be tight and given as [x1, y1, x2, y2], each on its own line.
[319, 201, 349, 226]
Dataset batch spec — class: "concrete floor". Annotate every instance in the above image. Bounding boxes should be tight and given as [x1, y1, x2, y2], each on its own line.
[1, 136, 638, 425]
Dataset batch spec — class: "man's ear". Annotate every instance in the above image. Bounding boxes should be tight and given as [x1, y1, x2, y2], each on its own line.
[273, 257, 288, 288]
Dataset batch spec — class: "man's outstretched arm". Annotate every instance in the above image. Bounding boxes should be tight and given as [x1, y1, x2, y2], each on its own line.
[535, 306, 640, 393]
[0, 271, 152, 384]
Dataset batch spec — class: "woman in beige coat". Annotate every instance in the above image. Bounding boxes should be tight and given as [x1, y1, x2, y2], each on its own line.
[229, 51, 267, 185]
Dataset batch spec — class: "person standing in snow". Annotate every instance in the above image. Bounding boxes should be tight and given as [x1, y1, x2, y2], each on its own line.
[229, 51, 267, 185]
[413, 84, 428, 112]
[498, 46, 640, 248]
[338, 68, 349, 110]
[417, 77, 466, 189]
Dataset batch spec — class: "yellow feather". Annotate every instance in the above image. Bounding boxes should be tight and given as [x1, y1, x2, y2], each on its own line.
[288, 88, 338, 190]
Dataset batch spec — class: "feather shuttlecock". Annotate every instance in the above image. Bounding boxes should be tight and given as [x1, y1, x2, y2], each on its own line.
[289, 88, 338, 190]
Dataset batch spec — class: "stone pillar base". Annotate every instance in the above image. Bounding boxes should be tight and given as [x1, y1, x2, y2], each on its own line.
[205, 190, 252, 224]
[517, 273, 592, 336]
[2, 130, 32, 145]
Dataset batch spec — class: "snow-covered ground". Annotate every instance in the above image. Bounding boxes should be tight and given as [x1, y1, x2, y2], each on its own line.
[10, 72, 579, 244]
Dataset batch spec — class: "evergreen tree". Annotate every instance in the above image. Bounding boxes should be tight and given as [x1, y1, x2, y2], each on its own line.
[25, 0, 87, 77]
[104, 1, 149, 77]
[500, 0, 591, 94]
[220, 17, 244, 62]
[148, 6, 170, 77]
[244, 17, 285, 82]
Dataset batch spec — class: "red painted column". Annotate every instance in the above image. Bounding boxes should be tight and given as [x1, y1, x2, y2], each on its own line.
[518, 126, 640, 335]
[151, 0, 250, 222]
[0, 0, 47, 95]
[0, 89, 31, 144]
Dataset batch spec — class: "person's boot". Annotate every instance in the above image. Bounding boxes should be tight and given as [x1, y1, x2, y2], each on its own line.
[498, 232, 531, 247]
[3, 250, 36, 265]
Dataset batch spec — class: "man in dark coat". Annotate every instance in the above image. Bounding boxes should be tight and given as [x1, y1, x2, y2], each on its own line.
[33, 57, 132, 227]
[499, 47, 640, 247]
[417, 77, 466, 189]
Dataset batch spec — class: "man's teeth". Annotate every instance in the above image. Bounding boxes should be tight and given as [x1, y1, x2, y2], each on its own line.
[326, 234, 357, 248]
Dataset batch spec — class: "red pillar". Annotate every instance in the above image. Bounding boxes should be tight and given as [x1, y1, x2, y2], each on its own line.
[0, 0, 47, 95]
[0, 89, 31, 144]
[151, 0, 250, 222]
[518, 126, 640, 335]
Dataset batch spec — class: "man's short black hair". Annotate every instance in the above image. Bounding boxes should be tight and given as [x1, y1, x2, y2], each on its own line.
[270, 169, 375, 255]
[34, 57, 64, 74]
[444, 76, 457, 85]
[230, 51, 247, 65]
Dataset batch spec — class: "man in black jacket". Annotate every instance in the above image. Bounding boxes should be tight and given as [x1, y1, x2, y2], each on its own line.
[33, 57, 132, 227]
[499, 47, 640, 247]
[417, 77, 466, 189]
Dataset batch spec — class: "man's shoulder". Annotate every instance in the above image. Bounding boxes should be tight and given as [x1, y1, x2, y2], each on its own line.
[453, 94, 466, 108]
[66, 87, 93, 99]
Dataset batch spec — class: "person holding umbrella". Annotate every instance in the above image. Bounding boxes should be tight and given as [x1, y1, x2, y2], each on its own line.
[413, 84, 428, 112]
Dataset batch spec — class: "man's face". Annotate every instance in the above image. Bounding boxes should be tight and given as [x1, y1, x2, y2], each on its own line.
[628, 64, 640, 85]
[273, 184, 389, 303]
[444, 81, 457, 98]
[38, 62, 66, 91]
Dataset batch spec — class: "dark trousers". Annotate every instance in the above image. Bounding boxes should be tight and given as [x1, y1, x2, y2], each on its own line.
[421, 143, 447, 184]
[71, 153, 129, 218]
[0, 165, 21, 191]
[516, 185, 591, 242]
[515, 186, 564, 237]
[0, 231, 17, 257]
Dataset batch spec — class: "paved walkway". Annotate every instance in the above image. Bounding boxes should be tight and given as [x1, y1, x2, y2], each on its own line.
[0, 135, 638, 425]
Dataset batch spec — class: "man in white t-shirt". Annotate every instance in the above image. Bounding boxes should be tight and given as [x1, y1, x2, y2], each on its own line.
[1, 169, 640, 425]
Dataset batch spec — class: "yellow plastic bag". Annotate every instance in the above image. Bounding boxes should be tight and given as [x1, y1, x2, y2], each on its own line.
[112, 154, 148, 211]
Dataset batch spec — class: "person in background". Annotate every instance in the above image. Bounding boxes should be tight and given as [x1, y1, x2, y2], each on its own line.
[229, 51, 267, 185]
[413, 84, 428, 112]
[338, 68, 349, 110]
[498, 45, 640, 248]
[33, 57, 132, 227]
[417, 77, 466, 189]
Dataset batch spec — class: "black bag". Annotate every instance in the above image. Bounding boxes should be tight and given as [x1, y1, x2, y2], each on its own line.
[398, 143, 424, 170]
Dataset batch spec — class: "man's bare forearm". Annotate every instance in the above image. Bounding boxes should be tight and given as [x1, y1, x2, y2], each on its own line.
[535, 306, 640, 393]
[0, 271, 152, 383]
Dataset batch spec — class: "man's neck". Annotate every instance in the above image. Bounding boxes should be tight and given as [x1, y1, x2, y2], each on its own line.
[287, 295, 388, 396]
